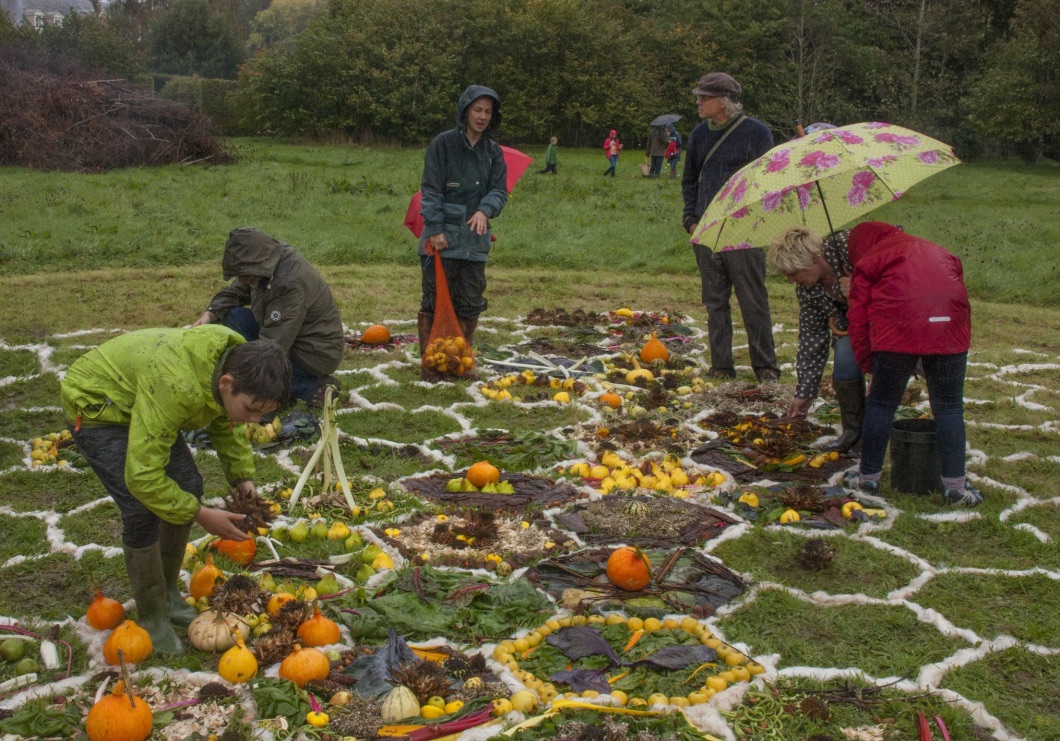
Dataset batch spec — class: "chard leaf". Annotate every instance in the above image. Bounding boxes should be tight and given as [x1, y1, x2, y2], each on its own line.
[624, 645, 717, 670]
[545, 625, 620, 664]
[549, 668, 612, 694]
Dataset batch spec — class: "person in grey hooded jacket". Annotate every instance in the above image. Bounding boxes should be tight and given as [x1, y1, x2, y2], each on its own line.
[193, 227, 344, 406]
[416, 85, 508, 356]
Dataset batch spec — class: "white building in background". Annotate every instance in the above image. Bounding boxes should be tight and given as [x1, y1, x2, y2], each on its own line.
[1, 0, 95, 28]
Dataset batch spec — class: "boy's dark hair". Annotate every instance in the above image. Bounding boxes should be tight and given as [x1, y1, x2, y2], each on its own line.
[221, 339, 291, 406]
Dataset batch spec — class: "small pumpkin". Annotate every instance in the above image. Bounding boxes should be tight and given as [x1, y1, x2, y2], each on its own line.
[361, 324, 391, 345]
[296, 603, 341, 647]
[267, 592, 298, 617]
[211, 537, 257, 567]
[466, 461, 500, 489]
[218, 631, 258, 684]
[278, 643, 330, 687]
[103, 620, 152, 665]
[605, 546, 652, 591]
[639, 332, 669, 363]
[381, 685, 420, 722]
[188, 609, 250, 653]
[623, 500, 651, 518]
[85, 680, 153, 741]
[86, 591, 125, 631]
[189, 553, 225, 601]
[599, 392, 623, 409]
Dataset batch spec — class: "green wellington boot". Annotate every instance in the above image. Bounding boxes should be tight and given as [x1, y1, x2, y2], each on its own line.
[123, 542, 185, 654]
[158, 522, 198, 626]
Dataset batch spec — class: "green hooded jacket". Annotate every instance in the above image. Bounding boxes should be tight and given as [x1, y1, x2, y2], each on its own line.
[207, 228, 344, 376]
[60, 325, 255, 526]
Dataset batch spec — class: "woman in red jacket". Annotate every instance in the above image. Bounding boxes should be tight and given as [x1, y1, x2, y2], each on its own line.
[843, 222, 981, 506]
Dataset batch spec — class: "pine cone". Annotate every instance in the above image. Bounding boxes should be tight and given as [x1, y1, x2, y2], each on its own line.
[777, 483, 829, 514]
[222, 487, 277, 532]
[387, 660, 452, 703]
[796, 539, 837, 571]
[253, 632, 293, 665]
[210, 574, 268, 614]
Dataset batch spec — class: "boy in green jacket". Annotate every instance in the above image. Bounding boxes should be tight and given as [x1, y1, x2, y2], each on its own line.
[61, 325, 290, 653]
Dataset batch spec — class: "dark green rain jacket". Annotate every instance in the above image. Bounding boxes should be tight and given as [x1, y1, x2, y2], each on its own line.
[207, 228, 344, 376]
[60, 325, 254, 525]
[418, 85, 508, 262]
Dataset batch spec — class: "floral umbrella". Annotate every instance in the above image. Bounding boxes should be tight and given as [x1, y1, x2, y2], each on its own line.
[690, 122, 960, 251]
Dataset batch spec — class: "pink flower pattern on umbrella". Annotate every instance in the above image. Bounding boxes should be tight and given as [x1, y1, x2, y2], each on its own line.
[765, 150, 791, 173]
[867, 155, 899, 167]
[834, 130, 864, 145]
[718, 177, 736, 201]
[918, 150, 939, 164]
[762, 190, 784, 212]
[875, 132, 921, 146]
[730, 207, 750, 220]
[800, 150, 840, 169]
[730, 178, 748, 204]
[866, 122, 889, 128]
[796, 184, 813, 210]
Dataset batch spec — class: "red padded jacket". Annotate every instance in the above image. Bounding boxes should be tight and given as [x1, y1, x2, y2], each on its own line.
[846, 222, 971, 373]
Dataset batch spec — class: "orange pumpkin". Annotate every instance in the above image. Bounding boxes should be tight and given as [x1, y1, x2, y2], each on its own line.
[639, 332, 669, 363]
[605, 546, 653, 591]
[279, 644, 331, 687]
[267, 592, 298, 617]
[103, 620, 153, 665]
[86, 591, 125, 631]
[599, 392, 623, 409]
[189, 553, 225, 600]
[86, 679, 153, 741]
[296, 603, 341, 647]
[466, 461, 500, 489]
[361, 324, 391, 345]
[211, 537, 257, 567]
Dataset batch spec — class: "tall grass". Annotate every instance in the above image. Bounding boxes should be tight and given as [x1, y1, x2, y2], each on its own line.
[0, 140, 1057, 305]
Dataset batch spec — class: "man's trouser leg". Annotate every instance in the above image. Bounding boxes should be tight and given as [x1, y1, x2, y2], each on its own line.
[124, 542, 185, 654]
[726, 248, 779, 379]
[694, 244, 735, 373]
[159, 521, 198, 626]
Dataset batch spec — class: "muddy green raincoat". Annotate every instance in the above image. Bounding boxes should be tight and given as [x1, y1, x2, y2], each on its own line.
[61, 325, 254, 525]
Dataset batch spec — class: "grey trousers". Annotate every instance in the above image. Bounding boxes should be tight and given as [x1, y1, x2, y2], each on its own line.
[693, 245, 779, 377]
[70, 424, 203, 548]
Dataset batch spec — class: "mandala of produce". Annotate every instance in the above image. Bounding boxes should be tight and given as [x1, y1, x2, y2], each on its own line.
[493, 613, 765, 706]
[579, 417, 706, 456]
[527, 547, 747, 618]
[372, 509, 577, 571]
[720, 482, 886, 528]
[559, 450, 725, 497]
[402, 471, 587, 511]
[552, 494, 738, 546]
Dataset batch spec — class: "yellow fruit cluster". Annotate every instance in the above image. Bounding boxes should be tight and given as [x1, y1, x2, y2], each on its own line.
[561, 452, 725, 497]
[492, 613, 764, 708]
[423, 335, 474, 376]
[29, 430, 72, 467]
[246, 417, 282, 445]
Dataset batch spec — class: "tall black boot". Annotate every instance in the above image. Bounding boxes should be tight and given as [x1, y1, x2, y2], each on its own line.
[457, 316, 478, 346]
[816, 377, 865, 454]
[418, 311, 434, 380]
[124, 542, 184, 654]
[158, 522, 197, 626]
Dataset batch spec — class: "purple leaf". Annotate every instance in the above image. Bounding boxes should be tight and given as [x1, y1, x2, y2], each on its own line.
[549, 668, 612, 694]
[545, 625, 620, 664]
[625, 645, 717, 670]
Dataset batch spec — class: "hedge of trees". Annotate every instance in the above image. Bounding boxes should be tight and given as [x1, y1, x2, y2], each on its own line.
[2, 0, 1057, 159]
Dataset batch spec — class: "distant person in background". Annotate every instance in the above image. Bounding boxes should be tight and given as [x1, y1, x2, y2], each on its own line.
[193, 227, 344, 408]
[603, 129, 622, 177]
[539, 136, 558, 175]
[842, 222, 980, 507]
[768, 227, 864, 454]
[681, 71, 779, 383]
[646, 124, 669, 178]
[665, 134, 680, 180]
[417, 85, 508, 355]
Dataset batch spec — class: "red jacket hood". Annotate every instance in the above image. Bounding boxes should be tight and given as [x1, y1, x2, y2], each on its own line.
[847, 221, 905, 265]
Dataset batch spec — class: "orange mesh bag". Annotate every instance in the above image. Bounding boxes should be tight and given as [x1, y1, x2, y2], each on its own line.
[422, 250, 475, 378]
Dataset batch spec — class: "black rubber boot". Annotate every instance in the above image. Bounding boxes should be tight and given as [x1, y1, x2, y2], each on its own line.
[158, 522, 197, 626]
[124, 542, 185, 654]
[817, 376, 865, 454]
[418, 311, 434, 380]
[457, 316, 479, 346]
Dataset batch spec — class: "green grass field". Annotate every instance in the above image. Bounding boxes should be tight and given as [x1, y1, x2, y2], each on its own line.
[0, 142, 1058, 740]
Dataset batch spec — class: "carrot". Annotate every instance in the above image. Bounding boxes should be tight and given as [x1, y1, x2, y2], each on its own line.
[623, 629, 644, 653]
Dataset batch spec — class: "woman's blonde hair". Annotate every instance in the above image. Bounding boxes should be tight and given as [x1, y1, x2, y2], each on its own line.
[768, 226, 823, 275]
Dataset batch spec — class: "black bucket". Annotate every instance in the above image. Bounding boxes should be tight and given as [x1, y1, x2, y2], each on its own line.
[889, 418, 943, 495]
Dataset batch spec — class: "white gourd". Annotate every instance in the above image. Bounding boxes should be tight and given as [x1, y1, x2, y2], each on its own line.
[187, 610, 250, 652]
[380, 685, 420, 722]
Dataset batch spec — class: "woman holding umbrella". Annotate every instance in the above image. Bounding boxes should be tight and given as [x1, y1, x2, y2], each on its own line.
[768, 227, 864, 453]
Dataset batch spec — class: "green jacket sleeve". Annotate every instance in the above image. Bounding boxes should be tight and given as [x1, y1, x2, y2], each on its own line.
[207, 416, 256, 486]
[123, 377, 202, 525]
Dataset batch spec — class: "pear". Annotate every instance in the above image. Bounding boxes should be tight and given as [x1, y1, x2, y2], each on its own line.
[355, 564, 376, 582]
[315, 572, 340, 597]
[480, 482, 500, 494]
[327, 522, 351, 541]
[344, 531, 364, 551]
[458, 478, 479, 493]
[361, 544, 383, 565]
[270, 525, 288, 542]
[257, 572, 277, 592]
[496, 481, 515, 495]
[288, 521, 309, 543]
[445, 478, 464, 493]
[310, 521, 329, 539]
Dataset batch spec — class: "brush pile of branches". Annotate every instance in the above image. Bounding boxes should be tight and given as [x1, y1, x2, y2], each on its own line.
[0, 49, 233, 172]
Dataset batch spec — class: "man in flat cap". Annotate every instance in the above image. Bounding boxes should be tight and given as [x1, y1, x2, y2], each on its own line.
[681, 72, 780, 383]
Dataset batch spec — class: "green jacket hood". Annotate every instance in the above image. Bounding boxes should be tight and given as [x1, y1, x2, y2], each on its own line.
[222, 227, 284, 280]
[457, 85, 502, 133]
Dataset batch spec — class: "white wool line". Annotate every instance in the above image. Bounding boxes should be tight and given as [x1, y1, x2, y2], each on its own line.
[928, 686, 1031, 741]
[887, 569, 937, 601]
[778, 665, 917, 691]
[849, 534, 936, 571]
[64, 497, 115, 516]
[998, 495, 1060, 522]
[966, 446, 989, 467]
[962, 397, 994, 405]
[1000, 451, 1039, 462]
[1013, 523, 1051, 543]
[898, 600, 984, 645]
[48, 328, 124, 339]
[993, 362, 1060, 376]
[944, 565, 1060, 580]
[916, 510, 982, 523]
[965, 420, 1036, 431]
[1011, 348, 1052, 357]
[968, 473, 1031, 497]
[1014, 388, 1054, 412]
[0, 373, 42, 389]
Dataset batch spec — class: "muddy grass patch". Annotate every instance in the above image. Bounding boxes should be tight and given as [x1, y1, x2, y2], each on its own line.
[710, 529, 921, 599]
[0, 468, 108, 513]
[57, 498, 123, 548]
[337, 408, 463, 444]
[332, 441, 439, 480]
[431, 429, 579, 472]
[720, 589, 966, 679]
[357, 378, 471, 409]
[0, 409, 68, 440]
[192, 449, 292, 495]
[552, 495, 737, 546]
[0, 440, 23, 469]
[47, 346, 93, 368]
[0, 374, 60, 408]
[0, 348, 40, 376]
[463, 402, 590, 436]
[1009, 500, 1060, 540]
[0, 550, 127, 619]
[0, 511, 49, 563]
